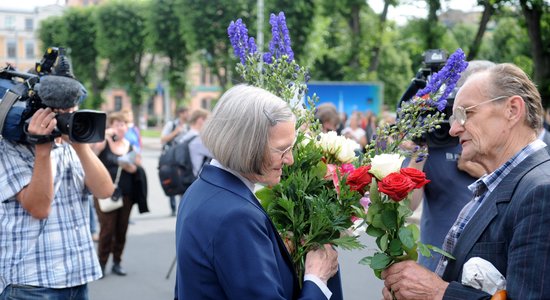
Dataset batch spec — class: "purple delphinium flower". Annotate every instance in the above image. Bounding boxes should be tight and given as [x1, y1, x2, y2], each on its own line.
[263, 12, 294, 64]
[227, 19, 257, 65]
[416, 48, 469, 111]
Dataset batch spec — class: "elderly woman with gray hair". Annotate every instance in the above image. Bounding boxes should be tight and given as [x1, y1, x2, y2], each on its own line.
[174, 84, 340, 299]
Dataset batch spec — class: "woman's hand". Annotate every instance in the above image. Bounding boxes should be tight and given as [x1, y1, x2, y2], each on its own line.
[304, 244, 338, 284]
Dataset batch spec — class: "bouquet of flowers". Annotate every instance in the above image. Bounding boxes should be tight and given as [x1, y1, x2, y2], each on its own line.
[228, 12, 366, 283]
[353, 48, 469, 278]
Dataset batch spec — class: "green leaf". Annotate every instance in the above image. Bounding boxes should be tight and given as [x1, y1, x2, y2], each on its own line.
[366, 225, 385, 238]
[406, 223, 420, 241]
[398, 227, 415, 249]
[372, 213, 385, 230]
[330, 236, 364, 250]
[417, 243, 431, 257]
[366, 202, 381, 223]
[359, 256, 371, 266]
[369, 179, 380, 203]
[427, 244, 455, 260]
[370, 252, 392, 270]
[397, 202, 413, 219]
[381, 209, 398, 230]
[378, 233, 389, 252]
[255, 187, 275, 208]
[389, 238, 403, 254]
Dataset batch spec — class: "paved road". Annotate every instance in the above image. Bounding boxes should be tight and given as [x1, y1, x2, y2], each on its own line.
[88, 137, 384, 300]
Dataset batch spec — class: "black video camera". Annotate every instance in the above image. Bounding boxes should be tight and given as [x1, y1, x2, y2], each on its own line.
[0, 47, 106, 144]
[397, 49, 458, 148]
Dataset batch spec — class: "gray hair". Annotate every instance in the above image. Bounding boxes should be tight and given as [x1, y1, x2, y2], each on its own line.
[457, 60, 496, 88]
[201, 84, 295, 175]
[483, 63, 543, 130]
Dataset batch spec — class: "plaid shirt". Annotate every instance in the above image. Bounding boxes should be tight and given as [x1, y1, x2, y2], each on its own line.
[435, 139, 547, 276]
[0, 139, 102, 293]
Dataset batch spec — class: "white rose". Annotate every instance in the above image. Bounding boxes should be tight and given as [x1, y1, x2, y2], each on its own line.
[336, 138, 359, 163]
[369, 153, 405, 179]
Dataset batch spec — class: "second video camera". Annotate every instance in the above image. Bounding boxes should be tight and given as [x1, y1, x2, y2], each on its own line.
[398, 49, 458, 148]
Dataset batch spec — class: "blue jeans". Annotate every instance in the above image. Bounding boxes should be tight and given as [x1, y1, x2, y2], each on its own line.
[0, 284, 88, 300]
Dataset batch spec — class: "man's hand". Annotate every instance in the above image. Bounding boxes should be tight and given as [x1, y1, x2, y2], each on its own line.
[27, 108, 57, 136]
[381, 260, 448, 300]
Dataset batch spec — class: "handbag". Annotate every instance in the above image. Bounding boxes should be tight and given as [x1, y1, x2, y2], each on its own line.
[98, 166, 124, 213]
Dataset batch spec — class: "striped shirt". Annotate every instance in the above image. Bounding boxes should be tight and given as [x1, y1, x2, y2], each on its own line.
[435, 139, 547, 276]
[0, 139, 102, 293]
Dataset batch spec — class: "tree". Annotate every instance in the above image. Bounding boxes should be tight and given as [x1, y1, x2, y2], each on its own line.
[466, 0, 502, 60]
[148, 0, 192, 101]
[62, 7, 108, 109]
[519, 0, 550, 107]
[175, 0, 253, 90]
[368, 0, 399, 73]
[95, 1, 154, 116]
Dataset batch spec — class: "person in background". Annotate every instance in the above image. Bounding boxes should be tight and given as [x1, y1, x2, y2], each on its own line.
[175, 84, 339, 299]
[161, 106, 189, 216]
[364, 111, 378, 144]
[342, 111, 367, 151]
[0, 105, 113, 299]
[122, 109, 142, 153]
[92, 111, 141, 277]
[382, 63, 550, 299]
[178, 108, 212, 178]
[315, 103, 340, 133]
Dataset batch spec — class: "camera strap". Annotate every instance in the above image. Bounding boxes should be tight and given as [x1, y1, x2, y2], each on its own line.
[0, 90, 21, 137]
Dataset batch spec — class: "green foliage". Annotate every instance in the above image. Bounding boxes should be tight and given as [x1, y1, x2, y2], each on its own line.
[37, 16, 66, 53]
[147, 0, 191, 98]
[258, 131, 364, 280]
[175, 0, 253, 89]
[96, 1, 151, 106]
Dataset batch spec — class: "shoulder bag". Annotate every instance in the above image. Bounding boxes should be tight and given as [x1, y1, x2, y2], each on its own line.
[98, 166, 124, 213]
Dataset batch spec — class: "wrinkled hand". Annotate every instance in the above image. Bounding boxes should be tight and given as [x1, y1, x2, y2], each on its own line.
[304, 244, 338, 284]
[27, 108, 56, 136]
[381, 260, 448, 300]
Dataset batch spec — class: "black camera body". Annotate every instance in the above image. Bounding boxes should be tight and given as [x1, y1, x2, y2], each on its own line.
[398, 49, 459, 148]
[0, 47, 106, 144]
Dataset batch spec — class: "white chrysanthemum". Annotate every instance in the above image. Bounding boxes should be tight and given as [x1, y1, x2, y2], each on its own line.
[318, 131, 359, 163]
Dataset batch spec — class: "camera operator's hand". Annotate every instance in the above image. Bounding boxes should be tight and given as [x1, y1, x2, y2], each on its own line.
[28, 108, 57, 136]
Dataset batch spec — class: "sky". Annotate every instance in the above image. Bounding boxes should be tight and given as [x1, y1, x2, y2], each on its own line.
[1, 0, 481, 23]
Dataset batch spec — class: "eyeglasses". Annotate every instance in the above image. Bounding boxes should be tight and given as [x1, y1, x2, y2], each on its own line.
[270, 136, 297, 160]
[449, 96, 509, 126]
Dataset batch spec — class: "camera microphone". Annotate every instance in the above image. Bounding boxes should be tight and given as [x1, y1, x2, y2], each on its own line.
[35, 75, 86, 109]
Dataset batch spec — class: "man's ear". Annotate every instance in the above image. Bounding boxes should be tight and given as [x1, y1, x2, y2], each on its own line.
[507, 95, 525, 125]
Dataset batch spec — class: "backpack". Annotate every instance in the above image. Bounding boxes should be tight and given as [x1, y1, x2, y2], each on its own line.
[158, 135, 198, 196]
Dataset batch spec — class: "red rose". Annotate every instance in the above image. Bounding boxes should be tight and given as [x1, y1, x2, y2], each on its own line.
[346, 165, 372, 194]
[378, 172, 416, 202]
[400, 167, 431, 189]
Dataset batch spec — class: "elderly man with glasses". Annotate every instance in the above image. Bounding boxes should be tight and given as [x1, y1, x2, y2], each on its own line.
[381, 63, 550, 300]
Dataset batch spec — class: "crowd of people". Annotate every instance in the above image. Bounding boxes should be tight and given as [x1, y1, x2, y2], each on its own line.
[1, 61, 550, 300]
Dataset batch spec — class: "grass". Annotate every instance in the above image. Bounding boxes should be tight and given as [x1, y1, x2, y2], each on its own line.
[141, 129, 161, 138]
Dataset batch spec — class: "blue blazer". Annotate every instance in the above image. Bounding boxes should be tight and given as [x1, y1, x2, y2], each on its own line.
[442, 149, 550, 299]
[175, 165, 342, 300]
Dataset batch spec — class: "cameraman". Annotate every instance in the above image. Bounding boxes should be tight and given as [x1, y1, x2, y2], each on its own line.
[403, 60, 494, 271]
[0, 102, 113, 298]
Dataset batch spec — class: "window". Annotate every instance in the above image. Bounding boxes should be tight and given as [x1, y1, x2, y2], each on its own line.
[5, 16, 15, 30]
[7, 40, 17, 59]
[25, 41, 35, 59]
[114, 96, 123, 111]
[25, 18, 34, 31]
